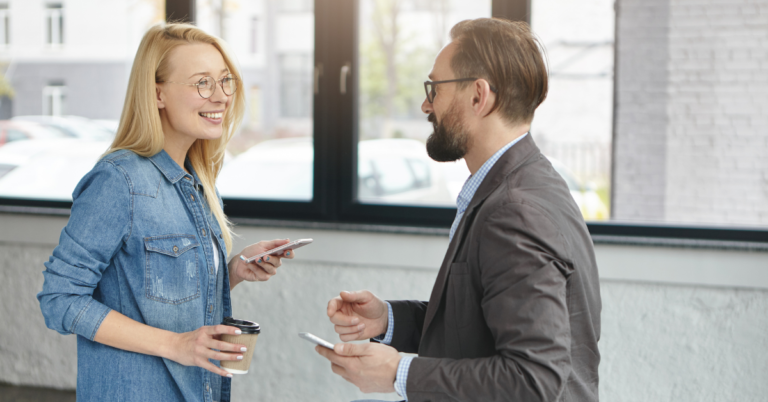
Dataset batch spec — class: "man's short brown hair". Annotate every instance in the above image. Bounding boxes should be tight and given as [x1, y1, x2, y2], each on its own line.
[450, 18, 548, 125]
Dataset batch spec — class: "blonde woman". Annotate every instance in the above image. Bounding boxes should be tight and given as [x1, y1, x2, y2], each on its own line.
[38, 23, 292, 402]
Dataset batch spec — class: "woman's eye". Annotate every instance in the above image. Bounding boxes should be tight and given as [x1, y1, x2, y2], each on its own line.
[198, 79, 211, 87]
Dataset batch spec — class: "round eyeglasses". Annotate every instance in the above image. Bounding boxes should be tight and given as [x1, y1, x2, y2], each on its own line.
[159, 74, 239, 99]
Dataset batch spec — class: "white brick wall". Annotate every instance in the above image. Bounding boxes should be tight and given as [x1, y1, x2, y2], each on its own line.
[665, 0, 768, 225]
[614, 0, 768, 225]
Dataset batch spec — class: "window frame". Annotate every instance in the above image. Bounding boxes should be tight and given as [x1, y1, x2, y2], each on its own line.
[1, 0, 767, 246]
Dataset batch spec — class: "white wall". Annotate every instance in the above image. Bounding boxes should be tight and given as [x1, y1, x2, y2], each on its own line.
[1, 212, 767, 401]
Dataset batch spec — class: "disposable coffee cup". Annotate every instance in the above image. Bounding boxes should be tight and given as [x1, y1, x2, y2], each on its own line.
[220, 317, 260, 374]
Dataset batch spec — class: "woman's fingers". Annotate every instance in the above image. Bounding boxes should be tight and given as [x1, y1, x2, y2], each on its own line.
[200, 360, 233, 378]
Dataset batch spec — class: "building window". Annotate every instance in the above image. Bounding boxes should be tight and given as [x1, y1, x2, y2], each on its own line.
[250, 17, 258, 54]
[0, 3, 9, 46]
[43, 84, 66, 116]
[279, 0, 313, 13]
[45, 3, 64, 46]
[279, 54, 312, 119]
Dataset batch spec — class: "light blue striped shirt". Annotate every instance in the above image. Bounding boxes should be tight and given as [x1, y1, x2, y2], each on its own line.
[382, 133, 528, 400]
[450, 133, 528, 240]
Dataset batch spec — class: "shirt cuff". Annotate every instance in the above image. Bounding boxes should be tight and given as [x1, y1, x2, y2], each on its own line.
[394, 355, 413, 400]
[373, 301, 395, 344]
[67, 298, 112, 341]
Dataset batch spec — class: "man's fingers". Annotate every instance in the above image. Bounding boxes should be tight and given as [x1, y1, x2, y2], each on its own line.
[339, 290, 371, 304]
[334, 342, 369, 356]
[315, 344, 348, 366]
[329, 311, 360, 326]
[327, 297, 343, 317]
[339, 331, 365, 342]
[334, 323, 365, 335]
[331, 362, 349, 379]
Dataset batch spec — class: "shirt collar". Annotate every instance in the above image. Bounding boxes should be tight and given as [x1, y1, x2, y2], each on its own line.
[455, 132, 529, 213]
[148, 149, 198, 185]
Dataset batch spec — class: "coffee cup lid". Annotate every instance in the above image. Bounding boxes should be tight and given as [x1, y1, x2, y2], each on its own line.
[222, 317, 261, 334]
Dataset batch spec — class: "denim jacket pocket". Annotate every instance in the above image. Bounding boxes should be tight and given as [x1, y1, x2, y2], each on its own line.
[144, 235, 201, 305]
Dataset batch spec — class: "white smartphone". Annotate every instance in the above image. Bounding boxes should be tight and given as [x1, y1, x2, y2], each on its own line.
[298, 332, 335, 350]
[240, 238, 313, 263]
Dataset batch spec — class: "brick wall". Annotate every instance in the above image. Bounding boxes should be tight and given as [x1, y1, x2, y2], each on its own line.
[613, 0, 768, 225]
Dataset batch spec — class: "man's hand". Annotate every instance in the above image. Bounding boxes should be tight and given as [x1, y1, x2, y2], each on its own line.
[327, 290, 388, 341]
[315, 342, 401, 394]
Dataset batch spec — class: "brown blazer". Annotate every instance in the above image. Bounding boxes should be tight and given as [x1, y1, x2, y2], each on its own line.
[388, 134, 601, 402]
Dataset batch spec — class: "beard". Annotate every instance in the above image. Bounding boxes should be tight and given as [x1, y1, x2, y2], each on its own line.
[425, 101, 472, 162]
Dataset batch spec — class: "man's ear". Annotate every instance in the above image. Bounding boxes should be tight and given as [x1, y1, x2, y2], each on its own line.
[471, 79, 495, 118]
[156, 84, 165, 110]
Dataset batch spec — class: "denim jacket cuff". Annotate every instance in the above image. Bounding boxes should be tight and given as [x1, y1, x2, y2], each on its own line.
[69, 298, 112, 341]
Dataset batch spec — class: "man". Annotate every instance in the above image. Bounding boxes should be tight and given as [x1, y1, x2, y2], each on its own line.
[316, 18, 601, 402]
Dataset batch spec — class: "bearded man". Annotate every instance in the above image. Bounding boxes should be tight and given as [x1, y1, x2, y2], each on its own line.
[316, 18, 602, 402]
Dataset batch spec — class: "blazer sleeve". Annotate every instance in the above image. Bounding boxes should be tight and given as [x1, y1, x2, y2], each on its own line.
[386, 300, 428, 353]
[37, 160, 132, 340]
[405, 202, 574, 402]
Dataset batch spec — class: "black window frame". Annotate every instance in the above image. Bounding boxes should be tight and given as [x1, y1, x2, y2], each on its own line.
[1, 0, 767, 246]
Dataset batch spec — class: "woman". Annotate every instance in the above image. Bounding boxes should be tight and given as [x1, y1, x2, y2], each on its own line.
[37, 23, 291, 402]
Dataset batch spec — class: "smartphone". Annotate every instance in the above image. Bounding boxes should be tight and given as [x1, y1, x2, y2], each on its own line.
[298, 332, 335, 350]
[239, 238, 313, 263]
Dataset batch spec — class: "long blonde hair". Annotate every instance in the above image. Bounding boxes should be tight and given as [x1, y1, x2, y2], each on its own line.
[108, 23, 244, 253]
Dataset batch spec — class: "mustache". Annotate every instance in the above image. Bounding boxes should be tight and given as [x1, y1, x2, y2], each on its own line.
[428, 113, 437, 124]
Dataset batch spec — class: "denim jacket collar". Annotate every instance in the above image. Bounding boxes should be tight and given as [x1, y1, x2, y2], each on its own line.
[148, 149, 188, 184]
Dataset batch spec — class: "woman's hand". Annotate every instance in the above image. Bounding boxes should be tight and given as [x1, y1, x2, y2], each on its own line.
[229, 239, 296, 289]
[168, 325, 246, 377]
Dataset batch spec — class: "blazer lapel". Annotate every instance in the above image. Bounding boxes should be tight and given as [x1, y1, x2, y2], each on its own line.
[420, 134, 542, 336]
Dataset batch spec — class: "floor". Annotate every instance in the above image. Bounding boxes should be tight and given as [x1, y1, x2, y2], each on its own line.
[0, 383, 76, 402]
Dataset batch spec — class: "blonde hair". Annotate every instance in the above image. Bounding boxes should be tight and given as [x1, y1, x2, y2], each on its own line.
[108, 23, 244, 254]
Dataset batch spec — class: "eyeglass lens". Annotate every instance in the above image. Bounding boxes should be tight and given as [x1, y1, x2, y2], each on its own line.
[198, 75, 238, 99]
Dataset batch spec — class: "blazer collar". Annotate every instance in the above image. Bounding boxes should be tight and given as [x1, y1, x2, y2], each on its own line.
[463, 133, 541, 216]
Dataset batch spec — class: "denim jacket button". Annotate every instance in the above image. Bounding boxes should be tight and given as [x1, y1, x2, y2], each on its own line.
[173, 246, 179, 254]
[190, 194, 195, 201]
[202, 229, 207, 237]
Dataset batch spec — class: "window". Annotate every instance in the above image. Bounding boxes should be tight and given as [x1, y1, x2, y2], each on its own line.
[42, 84, 66, 116]
[0, 4, 9, 46]
[45, 3, 64, 46]
[356, 0, 492, 208]
[2, 0, 766, 245]
[250, 17, 258, 54]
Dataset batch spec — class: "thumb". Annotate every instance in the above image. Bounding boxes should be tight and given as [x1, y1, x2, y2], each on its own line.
[334, 342, 367, 356]
[339, 290, 370, 304]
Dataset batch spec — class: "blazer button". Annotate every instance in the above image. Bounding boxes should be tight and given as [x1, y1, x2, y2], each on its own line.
[173, 246, 179, 254]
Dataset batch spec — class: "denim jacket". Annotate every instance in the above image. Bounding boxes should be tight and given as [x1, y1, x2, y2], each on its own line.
[38, 149, 233, 402]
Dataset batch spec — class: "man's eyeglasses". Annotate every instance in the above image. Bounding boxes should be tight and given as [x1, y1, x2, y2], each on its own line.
[423, 78, 498, 103]
[159, 74, 239, 99]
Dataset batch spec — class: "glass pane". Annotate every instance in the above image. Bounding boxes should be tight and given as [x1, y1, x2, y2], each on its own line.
[356, 0, 491, 207]
[201, 1, 315, 201]
[531, 0, 615, 222]
[0, 1, 154, 200]
[0, 1, 314, 203]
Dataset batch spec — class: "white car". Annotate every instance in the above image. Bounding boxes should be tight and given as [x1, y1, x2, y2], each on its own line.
[217, 137, 453, 206]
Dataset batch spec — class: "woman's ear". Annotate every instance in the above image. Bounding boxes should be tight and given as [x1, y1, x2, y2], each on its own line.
[156, 84, 165, 110]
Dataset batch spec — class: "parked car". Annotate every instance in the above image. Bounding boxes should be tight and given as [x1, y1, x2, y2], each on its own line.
[12, 115, 114, 141]
[0, 120, 68, 147]
[217, 137, 453, 205]
[0, 139, 110, 200]
[548, 157, 609, 221]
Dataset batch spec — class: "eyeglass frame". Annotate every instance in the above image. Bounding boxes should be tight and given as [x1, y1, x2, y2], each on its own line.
[157, 74, 239, 99]
[423, 78, 498, 103]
